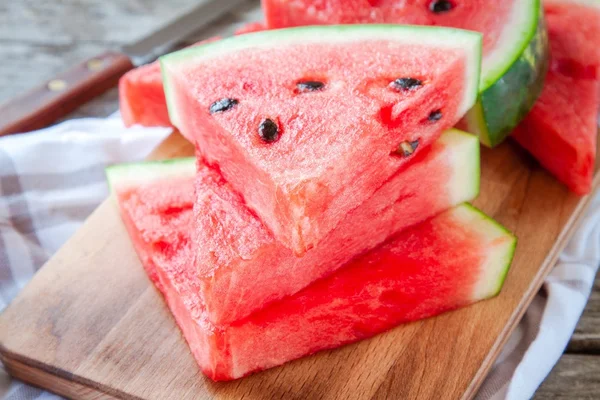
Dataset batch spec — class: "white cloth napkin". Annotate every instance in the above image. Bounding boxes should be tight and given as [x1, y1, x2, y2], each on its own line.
[0, 116, 598, 400]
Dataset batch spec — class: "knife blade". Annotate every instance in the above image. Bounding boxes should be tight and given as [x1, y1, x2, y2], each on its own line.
[0, 0, 245, 137]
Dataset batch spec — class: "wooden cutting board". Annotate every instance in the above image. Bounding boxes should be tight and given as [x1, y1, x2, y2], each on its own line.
[0, 131, 598, 400]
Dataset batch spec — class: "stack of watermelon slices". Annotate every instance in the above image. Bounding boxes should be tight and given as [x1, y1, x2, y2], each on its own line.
[111, 22, 519, 381]
[108, 155, 514, 380]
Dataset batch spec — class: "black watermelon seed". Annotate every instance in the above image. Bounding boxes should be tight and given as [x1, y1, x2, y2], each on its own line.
[258, 119, 280, 142]
[396, 139, 420, 157]
[428, 110, 443, 122]
[209, 98, 238, 114]
[429, 0, 453, 13]
[296, 80, 325, 92]
[390, 77, 423, 91]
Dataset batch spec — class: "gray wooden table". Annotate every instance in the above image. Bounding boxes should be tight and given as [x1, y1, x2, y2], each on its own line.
[0, 0, 598, 398]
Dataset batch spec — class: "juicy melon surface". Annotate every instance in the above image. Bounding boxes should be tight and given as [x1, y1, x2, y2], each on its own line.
[513, 1, 600, 194]
[113, 174, 514, 381]
[162, 27, 480, 254]
[192, 130, 478, 325]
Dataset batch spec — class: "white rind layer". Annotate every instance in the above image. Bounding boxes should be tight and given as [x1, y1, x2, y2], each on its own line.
[161, 24, 482, 127]
[440, 129, 480, 206]
[450, 205, 517, 301]
[106, 158, 195, 192]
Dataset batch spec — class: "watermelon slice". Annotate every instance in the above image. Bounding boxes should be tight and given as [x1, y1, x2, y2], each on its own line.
[262, 0, 549, 147]
[107, 158, 516, 380]
[512, 0, 600, 195]
[161, 25, 482, 254]
[119, 23, 266, 128]
[112, 129, 480, 325]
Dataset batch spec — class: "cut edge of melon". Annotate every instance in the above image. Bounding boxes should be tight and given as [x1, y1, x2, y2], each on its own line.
[106, 157, 195, 192]
[451, 204, 517, 301]
[161, 24, 482, 128]
[440, 129, 481, 204]
[481, 0, 540, 91]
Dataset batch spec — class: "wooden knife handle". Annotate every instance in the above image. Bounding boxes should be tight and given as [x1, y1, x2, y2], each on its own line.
[0, 51, 134, 137]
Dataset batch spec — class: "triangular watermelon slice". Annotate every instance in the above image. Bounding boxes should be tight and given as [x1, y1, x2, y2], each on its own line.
[161, 25, 482, 254]
[513, 0, 600, 195]
[107, 158, 515, 381]
[262, 0, 549, 148]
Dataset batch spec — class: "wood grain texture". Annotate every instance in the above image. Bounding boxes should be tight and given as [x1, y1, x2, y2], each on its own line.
[534, 355, 600, 399]
[0, 131, 598, 400]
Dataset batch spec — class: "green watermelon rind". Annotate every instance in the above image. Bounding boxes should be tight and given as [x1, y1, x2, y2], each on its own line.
[106, 157, 195, 192]
[161, 24, 482, 129]
[453, 204, 517, 300]
[466, 0, 549, 148]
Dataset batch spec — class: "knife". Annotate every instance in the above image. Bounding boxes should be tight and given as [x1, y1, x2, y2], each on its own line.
[0, 0, 245, 137]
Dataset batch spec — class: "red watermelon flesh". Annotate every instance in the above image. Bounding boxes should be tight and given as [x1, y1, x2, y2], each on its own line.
[119, 23, 266, 128]
[119, 61, 172, 128]
[262, 0, 512, 56]
[513, 1, 600, 195]
[192, 130, 479, 325]
[109, 163, 515, 380]
[115, 175, 193, 291]
[161, 26, 481, 254]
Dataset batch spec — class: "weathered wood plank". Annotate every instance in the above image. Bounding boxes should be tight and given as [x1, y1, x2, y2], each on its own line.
[568, 273, 600, 354]
[0, 0, 205, 45]
[534, 354, 600, 399]
[0, 0, 262, 105]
